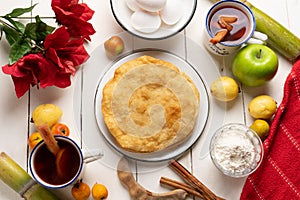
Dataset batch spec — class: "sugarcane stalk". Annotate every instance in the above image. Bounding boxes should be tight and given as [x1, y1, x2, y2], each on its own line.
[22, 184, 60, 200]
[211, 0, 300, 63]
[0, 152, 61, 200]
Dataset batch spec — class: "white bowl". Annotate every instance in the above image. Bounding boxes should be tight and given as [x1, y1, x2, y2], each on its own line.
[209, 123, 264, 178]
[110, 0, 197, 40]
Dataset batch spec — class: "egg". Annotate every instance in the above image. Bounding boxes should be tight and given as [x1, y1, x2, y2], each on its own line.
[160, 0, 183, 25]
[125, 0, 140, 12]
[131, 10, 161, 33]
[136, 0, 167, 12]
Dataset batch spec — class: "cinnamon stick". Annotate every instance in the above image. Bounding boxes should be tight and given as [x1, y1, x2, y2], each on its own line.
[210, 29, 228, 44]
[36, 125, 60, 156]
[160, 176, 204, 199]
[169, 160, 225, 200]
[211, 15, 237, 43]
[220, 16, 238, 23]
[219, 19, 233, 31]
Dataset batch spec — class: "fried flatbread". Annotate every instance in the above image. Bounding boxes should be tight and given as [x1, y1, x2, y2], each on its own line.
[101, 55, 200, 153]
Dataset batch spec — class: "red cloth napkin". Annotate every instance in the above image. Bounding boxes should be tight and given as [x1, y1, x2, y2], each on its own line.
[240, 59, 300, 200]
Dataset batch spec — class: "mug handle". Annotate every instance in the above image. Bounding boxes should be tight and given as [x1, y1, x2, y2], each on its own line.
[247, 31, 268, 45]
[82, 149, 103, 164]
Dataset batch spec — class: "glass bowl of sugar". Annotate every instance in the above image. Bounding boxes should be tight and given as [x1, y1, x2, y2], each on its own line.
[209, 123, 264, 178]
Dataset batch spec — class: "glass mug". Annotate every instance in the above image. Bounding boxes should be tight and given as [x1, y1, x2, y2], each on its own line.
[204, 0, 256, 56]
[29, 135, 102, 189]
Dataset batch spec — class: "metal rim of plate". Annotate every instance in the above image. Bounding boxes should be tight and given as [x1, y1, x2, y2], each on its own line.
[110, 0, 197, 40]
[94, 49, 210, 162]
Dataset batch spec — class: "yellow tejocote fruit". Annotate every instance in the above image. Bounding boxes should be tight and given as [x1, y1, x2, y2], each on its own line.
[32, 104, 63, 127]
[248, 95, 277, 119]
[210, 76, 239, 102]
[71, 181, 91, 200]
[250, 119, 270, 140]
[92, 183, 108, 200]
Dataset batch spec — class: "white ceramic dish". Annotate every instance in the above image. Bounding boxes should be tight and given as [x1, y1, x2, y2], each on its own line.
[94, 49, 209, 162]
[73, 32, 226, 165]
[110, 0, 197, 40]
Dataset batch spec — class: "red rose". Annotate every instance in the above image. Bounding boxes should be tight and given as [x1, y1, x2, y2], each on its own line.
[0, 0, 95, 98]
[1, 53, 67, 98]
[2, 26, 90, 98]
[44, 26, 89, 76]
[51, 0, 95, 40]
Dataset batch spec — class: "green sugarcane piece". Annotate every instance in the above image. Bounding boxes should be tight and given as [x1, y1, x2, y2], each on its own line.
[211, 0, 300, 62]
[22, 184, 60, 200]
[0, 152, 32, 193]
[0, 152, 61, 200]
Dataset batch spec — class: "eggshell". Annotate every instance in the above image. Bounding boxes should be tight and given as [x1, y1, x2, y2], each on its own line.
[160, 0, 183, 25]
[136, 0, 167, 12]
[125, 0, 140, 11]
[131, 11, 161, 33]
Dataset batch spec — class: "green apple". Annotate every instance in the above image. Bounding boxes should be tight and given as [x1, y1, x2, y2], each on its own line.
[232, 44, 278, 87]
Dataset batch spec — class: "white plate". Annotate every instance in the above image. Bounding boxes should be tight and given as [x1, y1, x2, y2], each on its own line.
[94, 49, 209, 162]
[110, 0, 197, 40]
[73, 32, 226, 166]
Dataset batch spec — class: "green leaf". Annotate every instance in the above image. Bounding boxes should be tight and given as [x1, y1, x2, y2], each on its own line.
[35, 16, 55, 42]
[24, 16, 55, 42]
[24, 23, 37, 40]
[6, 4, 37, 18]
[3, 17, 25, 33]
[3, 26, 21, 46]
[9, 39, 32, 64]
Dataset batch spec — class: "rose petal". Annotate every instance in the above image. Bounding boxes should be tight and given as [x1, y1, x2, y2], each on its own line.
[12, 76, 32, 98]
[54, 71, 71, 88]
[44, 27, 69, 49]
[52, 0, 79, 8]
[51, 0, 95, 39]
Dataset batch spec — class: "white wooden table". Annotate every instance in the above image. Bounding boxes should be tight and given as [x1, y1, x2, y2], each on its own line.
[0, 0, 299, 199]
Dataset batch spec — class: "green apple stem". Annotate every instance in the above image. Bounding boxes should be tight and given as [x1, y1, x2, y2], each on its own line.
[257, 49, 262, 59]
[210, 0, 300, 63]
[0, 152, 61, 200]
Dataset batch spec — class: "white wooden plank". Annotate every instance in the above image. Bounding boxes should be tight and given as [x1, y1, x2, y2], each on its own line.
[0, 2, 30, 199]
